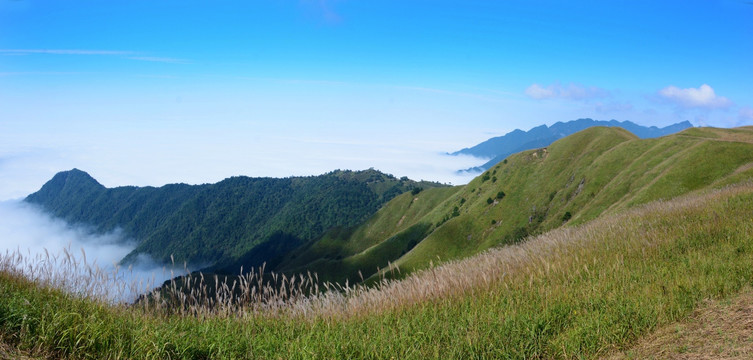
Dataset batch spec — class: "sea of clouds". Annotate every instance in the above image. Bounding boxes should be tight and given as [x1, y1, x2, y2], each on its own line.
[0, 199, 189, 302]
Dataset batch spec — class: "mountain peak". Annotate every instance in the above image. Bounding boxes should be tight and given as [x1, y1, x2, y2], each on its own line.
[51, 168, 103, 188]
[25, 168, 105, 205]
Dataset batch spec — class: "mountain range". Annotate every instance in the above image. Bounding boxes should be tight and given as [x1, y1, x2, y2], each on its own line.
[451, 118, 693, 172]
[25, 125, 753, 287]
[8, 124, 753, 360]
[25, 168, 444, 268]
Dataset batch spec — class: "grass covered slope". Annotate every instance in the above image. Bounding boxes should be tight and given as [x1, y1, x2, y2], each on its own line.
[396, 126, 753, 272]
[451, 118, 692, 172]
[299, 126, 753, 282]
[2, 182, 753, 359]
[25, 126, 753, 287]
[608, 287, 753, 359]
[276, 186, 462, 283]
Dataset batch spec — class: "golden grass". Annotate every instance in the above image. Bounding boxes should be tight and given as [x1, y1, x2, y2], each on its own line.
[140, 182, 753, 321]
[2, 182, 753, 358]
[0, 341, 35, 360]
[0, 245, 158, 304]
[607, 287, 753, 360]
[335, 183, 750, 310]
[4, 183, 753, 322]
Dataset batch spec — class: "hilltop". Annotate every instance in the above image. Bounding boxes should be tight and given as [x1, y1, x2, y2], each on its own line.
[281, 126, 753, 284]
[25, 168, 445, 268]
[24, 126, 753, 286]
[3, 175, 753, 359]
[4, 125, 753, 359]
[451, 118, 692, 172]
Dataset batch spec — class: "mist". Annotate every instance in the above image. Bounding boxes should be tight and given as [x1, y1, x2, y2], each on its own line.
[0, 133, 486, 201]
[0, 199, 187, 302]
[0, 127, 487, 300]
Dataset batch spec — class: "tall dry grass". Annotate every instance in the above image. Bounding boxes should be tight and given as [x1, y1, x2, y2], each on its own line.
[303, 183, 753, 318]
[0, 244, 166, 304]
[1, 183, 751, 321]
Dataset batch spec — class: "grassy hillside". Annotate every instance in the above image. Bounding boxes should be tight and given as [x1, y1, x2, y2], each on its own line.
[25, 126, 753, 286]
[609, 286, 753, 359]
[276, 186, 462, 283]
[279, 126, 753, 284]
[451, 118, 692, 172]
[2, 181, 753, 359]
[5, 125, 753, 358]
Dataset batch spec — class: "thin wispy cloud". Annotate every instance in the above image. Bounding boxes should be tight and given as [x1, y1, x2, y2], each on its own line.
[127, 56, 190, 64]
[254, 77, 511, 103]
[657, 84, 732, 109]
[396, 85, 508, 103]
[0, 71, 85, 77]
[0, 49, 188, 64]
[525, 82, 609, 101]
[0, 49, 134, 56]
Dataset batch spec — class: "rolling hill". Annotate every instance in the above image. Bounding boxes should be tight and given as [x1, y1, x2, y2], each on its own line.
[450, 118, 692, 172]
[5, 125, 753, 359]
[3, 166, 753, 359]
[279, 126, 753, 284]
[24, 126, 753, 287]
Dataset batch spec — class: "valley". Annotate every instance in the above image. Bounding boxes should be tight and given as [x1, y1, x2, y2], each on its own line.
[3, 125, 753, 358]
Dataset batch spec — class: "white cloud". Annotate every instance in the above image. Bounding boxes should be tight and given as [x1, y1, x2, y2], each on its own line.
[0, 49, 189, 64]
[0, 49, 133, 56]
[127, 56, 190, 64]
[658, 84, 732, 109]
[525, 84, 555, 99]
[0, 200, 183, 302]
[525, 82, 609, 101]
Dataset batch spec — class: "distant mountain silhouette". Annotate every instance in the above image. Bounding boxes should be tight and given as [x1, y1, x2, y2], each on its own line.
[451, 119, 693, 172]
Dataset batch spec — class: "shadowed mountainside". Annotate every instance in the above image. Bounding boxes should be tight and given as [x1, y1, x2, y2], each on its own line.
[25, 169, 444, 268]
[24, 126, 753, 287]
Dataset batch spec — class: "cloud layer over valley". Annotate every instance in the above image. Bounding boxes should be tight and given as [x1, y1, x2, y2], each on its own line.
[0, 200, 186, 302]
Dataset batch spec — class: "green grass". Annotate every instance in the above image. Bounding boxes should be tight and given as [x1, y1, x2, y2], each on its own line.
[385, 126, 753, 274]
[3, 183, 753, 359]
[277, 186, 462, 283]
[4, 125, 753, 359]
[180, 126, 753, 286]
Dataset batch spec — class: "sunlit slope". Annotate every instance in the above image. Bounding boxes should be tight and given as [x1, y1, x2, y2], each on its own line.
[5, 177, 753, 359]
[289, 126, 753, 283]
[277, 186, 462, 283]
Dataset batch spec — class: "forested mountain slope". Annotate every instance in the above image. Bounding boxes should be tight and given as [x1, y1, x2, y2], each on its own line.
[26, 126, 753, 287]
[25, 169, 443, 267]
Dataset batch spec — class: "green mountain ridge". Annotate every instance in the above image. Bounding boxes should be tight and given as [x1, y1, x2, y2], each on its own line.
[25, 168, 444, 268]
[278, 126, 753, 284]
[24, 126, 753, 288]
[450, 118, 693, 172]
[5, 162, 753, 359]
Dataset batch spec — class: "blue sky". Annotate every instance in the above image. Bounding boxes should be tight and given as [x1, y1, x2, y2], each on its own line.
[1, 0, 752, 199]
